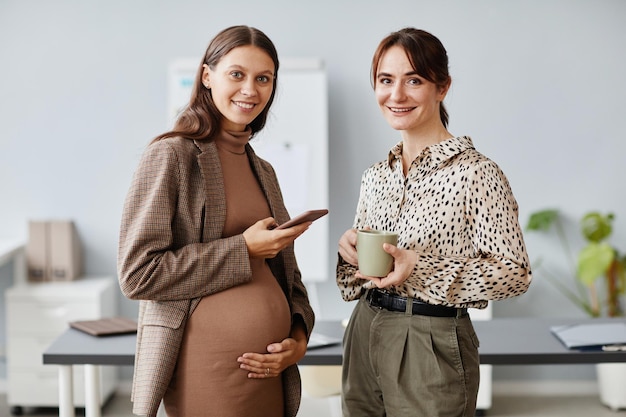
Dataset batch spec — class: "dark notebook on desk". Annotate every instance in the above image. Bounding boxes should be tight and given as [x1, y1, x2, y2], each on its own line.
[69, 317, 138, 337]
[551, 322, 626, 350]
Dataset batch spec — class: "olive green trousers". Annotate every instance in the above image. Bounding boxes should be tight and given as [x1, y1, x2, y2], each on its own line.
[342, 295, 480, 417]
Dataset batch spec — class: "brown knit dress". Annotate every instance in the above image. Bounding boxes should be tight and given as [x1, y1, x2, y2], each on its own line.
[162, 130, 291, 417]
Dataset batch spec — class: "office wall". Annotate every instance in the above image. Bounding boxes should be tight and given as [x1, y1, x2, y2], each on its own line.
[1, 0, 625, 384]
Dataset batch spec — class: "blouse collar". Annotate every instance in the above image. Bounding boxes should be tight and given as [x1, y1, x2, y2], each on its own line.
[388, 136, 475, 168]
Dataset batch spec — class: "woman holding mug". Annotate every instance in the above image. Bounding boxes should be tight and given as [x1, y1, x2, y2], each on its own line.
[336, 27, 532, 416]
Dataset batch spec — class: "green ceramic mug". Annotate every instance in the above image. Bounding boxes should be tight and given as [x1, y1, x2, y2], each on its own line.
[356, 230, 398, 277]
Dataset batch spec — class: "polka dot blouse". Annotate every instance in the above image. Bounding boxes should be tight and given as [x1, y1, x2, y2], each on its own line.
[336, 136, 532, 309]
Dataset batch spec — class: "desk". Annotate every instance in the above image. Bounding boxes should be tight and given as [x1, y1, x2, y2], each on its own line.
[43, 318, 626, 417]
[302, 318, 626, 366]
[43, 330, 135, 417]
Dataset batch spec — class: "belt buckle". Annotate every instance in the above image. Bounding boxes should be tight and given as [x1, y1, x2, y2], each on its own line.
[367, 289, 384, 310]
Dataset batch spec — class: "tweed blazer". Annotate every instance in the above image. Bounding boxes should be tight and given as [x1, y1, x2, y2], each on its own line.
[117, 135, 315, 417]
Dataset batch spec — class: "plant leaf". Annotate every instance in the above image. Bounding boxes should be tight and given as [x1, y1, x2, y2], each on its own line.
[580, 212, 613, 243]
[577, 242, 615, 285]
[526, 209, 559, 231]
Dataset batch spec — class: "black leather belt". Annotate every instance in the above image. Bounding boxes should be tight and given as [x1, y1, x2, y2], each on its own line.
[366, 289, 467, 318]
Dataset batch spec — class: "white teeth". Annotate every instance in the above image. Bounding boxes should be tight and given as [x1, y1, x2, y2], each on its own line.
[390, 107, 411, 113]
[234, 102, 254, 109]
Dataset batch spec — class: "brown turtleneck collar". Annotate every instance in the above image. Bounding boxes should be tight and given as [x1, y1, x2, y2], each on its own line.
[214, 128, 252, 155]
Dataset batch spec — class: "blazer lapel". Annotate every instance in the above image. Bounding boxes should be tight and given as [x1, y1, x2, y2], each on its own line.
[246, 146, 290, 294]
[194, 140, 226, 242]
[247, 146, 279, 217]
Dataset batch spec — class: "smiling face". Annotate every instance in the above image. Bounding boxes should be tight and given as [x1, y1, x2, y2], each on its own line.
[374, 45, 449, 135]
[202, 45, 275, 132]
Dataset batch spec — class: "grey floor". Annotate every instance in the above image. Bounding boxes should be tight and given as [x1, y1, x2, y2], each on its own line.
[0, 392, 625, 417]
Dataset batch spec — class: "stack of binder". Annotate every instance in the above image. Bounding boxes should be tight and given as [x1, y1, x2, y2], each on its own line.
[26, 220, 82, 282]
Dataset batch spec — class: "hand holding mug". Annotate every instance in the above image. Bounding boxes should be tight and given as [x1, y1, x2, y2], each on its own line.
[356, 230, 398, 277]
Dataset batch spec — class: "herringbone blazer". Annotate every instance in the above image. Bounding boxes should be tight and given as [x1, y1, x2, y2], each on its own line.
[118, 135, 315, 417]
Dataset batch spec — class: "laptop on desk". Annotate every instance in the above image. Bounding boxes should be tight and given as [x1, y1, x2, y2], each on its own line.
[551, 322, 626, 351]
[307, 331, 342, 349]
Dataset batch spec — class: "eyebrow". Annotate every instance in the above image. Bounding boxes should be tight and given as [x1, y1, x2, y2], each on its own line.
[377, 70, 420, 78]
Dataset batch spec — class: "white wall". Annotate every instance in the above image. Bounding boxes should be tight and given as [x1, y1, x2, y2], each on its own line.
[1, 0, 625, 384]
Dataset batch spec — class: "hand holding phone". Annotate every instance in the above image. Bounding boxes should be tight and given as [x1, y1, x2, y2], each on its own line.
[275, 209, 329, 230]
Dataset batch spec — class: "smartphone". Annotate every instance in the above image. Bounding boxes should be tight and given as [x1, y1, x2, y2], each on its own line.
[275, 209, 329, 230]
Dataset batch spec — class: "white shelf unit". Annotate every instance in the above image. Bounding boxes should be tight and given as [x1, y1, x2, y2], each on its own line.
[6, 277, 118, 413]
[0, 239, 25, 285]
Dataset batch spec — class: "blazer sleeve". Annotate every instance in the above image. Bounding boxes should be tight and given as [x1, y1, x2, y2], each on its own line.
[118, 140, 253, 301]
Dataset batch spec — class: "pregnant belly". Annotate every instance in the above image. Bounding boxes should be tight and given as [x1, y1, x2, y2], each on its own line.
[187, 262, 291, 355]
[165, 262, 290, 416]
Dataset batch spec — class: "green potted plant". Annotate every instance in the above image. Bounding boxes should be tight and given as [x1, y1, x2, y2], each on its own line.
[526, 209, 626, 317]
[526, 209, 626, 410]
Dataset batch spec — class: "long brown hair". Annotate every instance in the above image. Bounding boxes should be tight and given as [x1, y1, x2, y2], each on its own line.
[371, 28, 451, 127]
[152, 25, 279, 143]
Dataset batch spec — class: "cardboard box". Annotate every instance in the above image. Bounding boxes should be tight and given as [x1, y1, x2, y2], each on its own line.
[26, 221, 48, 282]
[48, 220, 82, 281]
[26, 220, 82, 282]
